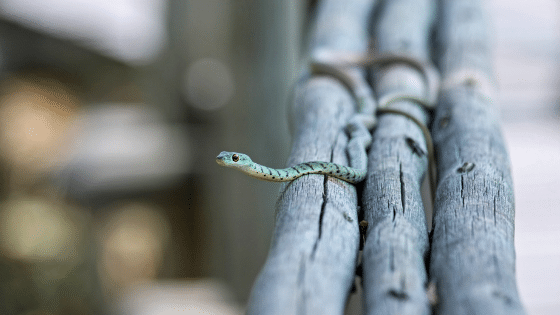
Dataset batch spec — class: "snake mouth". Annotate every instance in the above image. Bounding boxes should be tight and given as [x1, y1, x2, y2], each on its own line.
[216, 151, 231, 166]
[216, 157, 226, 166]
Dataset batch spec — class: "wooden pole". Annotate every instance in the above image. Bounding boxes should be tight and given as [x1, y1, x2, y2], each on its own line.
[246, 0, 376, 313]
[361, 0, 436, 314]
[429, 0, 526, 313]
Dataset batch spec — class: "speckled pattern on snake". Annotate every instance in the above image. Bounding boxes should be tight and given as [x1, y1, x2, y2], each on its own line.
[216, 151, 367, 183]
[216, 51, 439, 184]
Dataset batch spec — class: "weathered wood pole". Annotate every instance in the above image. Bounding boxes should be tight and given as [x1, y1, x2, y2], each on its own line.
[429, 0, 526, 314]
[361, 0, 437, 314]
[246, 0, 376, 313]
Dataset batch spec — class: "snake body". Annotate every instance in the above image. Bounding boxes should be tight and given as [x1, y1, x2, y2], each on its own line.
[309, 50, 440, 107]
[217, 51, 439, 186]
[216, 151, 366, 183]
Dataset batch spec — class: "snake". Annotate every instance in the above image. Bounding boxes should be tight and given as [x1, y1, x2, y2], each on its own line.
[216, 51, 440, 188]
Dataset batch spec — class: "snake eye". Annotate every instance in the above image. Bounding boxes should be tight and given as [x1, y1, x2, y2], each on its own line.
[232, 154, 239, 162]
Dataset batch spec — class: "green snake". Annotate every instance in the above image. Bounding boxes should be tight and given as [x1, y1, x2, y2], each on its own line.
[216, 151, 368, 183]
[217, 51, 439, 187]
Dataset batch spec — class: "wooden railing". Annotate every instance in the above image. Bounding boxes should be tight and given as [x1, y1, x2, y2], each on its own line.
[247, 0, 525, 314]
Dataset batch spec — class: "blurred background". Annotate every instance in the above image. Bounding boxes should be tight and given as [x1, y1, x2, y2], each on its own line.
[0, 0, 557, 314]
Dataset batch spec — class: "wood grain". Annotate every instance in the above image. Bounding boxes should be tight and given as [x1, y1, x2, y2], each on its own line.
[361, 1, 436, 314]
[246, 0, 376, 313]
[429, 0, 526, 314]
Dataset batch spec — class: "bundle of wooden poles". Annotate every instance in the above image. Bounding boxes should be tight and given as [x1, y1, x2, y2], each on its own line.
[247, 0, 525, 314]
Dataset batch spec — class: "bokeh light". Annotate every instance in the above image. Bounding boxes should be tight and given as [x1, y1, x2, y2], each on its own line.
[0, 196, 83, 262]
[96, 201, 171, 299]
[184, 58, 235, 110]
[65, 104, 191, 194]
[0, 72, 78, 179]
[0, 0, 169, 64]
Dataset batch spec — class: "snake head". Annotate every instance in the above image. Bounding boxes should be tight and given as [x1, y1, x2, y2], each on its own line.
[216, 151, 253, 169]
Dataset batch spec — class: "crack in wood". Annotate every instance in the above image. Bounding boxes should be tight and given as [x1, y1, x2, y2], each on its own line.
[406, 137, 426, 156]
[460, 174, 465, 207]
[388, 289, 409, 300]
[311, 145, 335, 259]
[399, 162, 406, 214]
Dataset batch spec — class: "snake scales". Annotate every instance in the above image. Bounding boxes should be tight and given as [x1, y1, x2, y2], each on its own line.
[216, 51, 439, 187]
